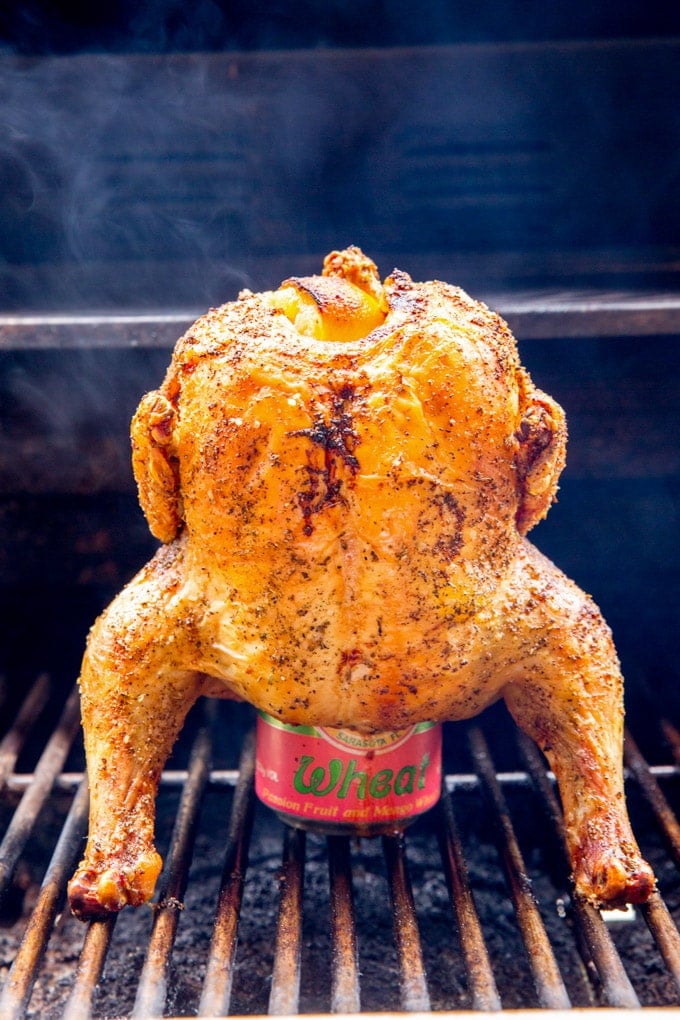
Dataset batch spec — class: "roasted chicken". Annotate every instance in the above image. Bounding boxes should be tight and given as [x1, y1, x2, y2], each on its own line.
[68, 247, 654, 919]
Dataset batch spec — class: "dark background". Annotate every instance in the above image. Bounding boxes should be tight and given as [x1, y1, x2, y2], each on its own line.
[1, 0, 680, 53]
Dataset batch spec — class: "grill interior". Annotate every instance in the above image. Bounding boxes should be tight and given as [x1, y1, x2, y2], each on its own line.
[2, 258, 680, 1020]
[1, 298, 680, 1018]
[2, 22, 680, 1020]
[2, 311, 680, 1019]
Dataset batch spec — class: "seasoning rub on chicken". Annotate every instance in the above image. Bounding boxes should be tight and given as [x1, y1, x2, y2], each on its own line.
[67, 247, 654, 919]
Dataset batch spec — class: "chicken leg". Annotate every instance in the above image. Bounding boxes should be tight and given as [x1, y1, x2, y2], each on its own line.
[68, 540, 211, 919]
[499, 543, 654, 907]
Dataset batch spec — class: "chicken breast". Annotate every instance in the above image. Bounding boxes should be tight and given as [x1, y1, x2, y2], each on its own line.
[68, 247, 654, 919]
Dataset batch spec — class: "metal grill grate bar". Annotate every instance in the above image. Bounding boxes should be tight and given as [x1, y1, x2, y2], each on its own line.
[267, 826, 306, 1015]
[625, 729, 680, 870]
[198, 731, 256, 1018]
[468, 725, 571, 1010]
[661, 717, 680, 765]
[132, 725, 213, 1019]
[640, 891, 680, 992]
[0, 687, 81, 903]
[61, 917, 116, 1020]
[0, 675, 50, 792]
[623, 726, 680, 995]
[0, 779, 89, 1020]
[327, 835, 361, 1013]
[436, 789, 502, 1011]
[382, 834, 431, 1012]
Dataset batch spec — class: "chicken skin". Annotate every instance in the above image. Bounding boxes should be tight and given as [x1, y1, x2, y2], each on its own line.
[68, 247, 654, 919]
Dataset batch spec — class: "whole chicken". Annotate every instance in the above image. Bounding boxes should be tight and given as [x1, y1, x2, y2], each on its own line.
[68, 247, 654, 919]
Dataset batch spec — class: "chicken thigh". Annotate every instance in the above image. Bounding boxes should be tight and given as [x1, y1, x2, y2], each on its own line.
[68, 247, 654, 919]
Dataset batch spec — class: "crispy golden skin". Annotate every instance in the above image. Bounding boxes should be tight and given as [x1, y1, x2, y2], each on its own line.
[68, 248, 654, 919]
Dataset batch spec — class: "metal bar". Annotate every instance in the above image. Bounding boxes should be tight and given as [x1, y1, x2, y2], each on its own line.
[61, 917, 116, 1020]
[573, 897, 640, 1008]
[382, 833, 431, 1012]
[6, 761, 679, 794]
[267, 826, 306, 1016]
[436, 790, 502, 1011]
[0, 778, 89, 1020]
[327, 835, 361, 1013]
[5, 768, 239, 792]
[625, 728, 680, 870]
[622, 729, 680, 998]
[198, 730, 256, 1018]
[640, 890, 680, 995]
[467, 726, 571, 1010]
[0, 313, 197, 350]
[660, 716, 680, 766]
[2, 289, 680, 350]
[500, 291, 680, 340]
[132, 725, 213, 1019]
[0, 674, 51, 792]
[0, 687, 81, 902]
[515, 730, 641, 1008]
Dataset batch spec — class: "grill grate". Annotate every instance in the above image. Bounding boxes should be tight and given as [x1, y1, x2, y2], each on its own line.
[1, 674, 680, 1018]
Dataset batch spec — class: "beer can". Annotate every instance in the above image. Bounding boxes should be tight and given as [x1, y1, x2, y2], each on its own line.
[255, 712, 442, 835]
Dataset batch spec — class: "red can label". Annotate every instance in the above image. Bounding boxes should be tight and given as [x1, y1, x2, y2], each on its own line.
[255, 713, 442, 833]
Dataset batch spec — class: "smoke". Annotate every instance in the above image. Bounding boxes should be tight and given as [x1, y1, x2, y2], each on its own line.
[0, 18, 678, 312]
[1, 51, 268, 310]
